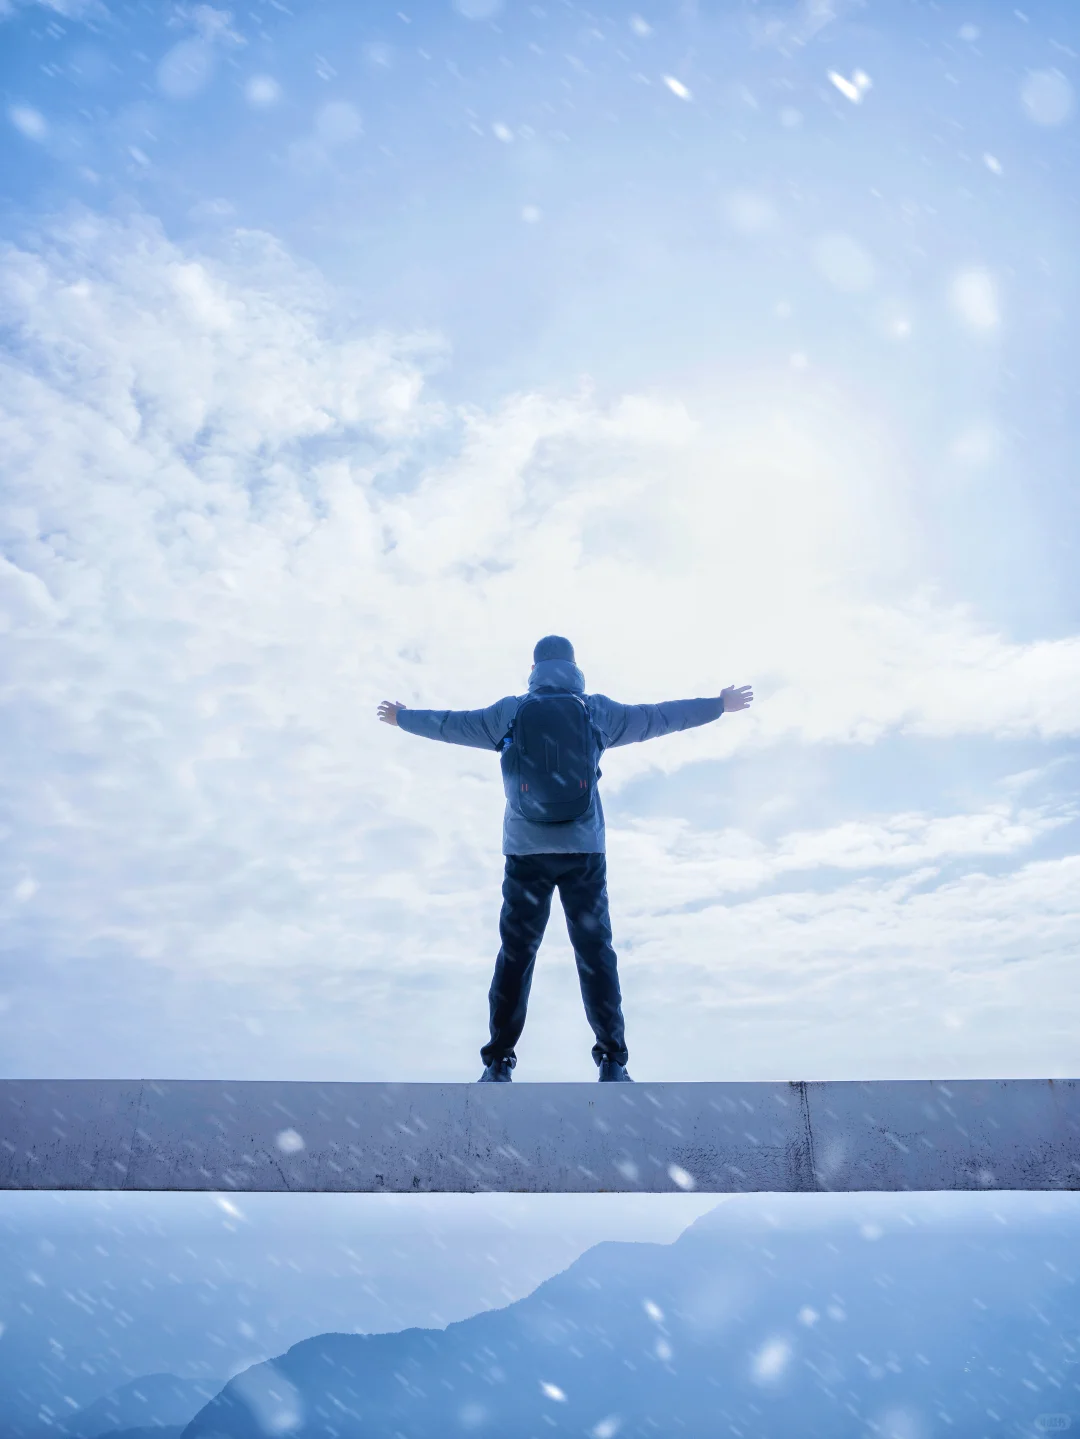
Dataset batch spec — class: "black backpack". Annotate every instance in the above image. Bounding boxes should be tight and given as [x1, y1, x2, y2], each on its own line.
[500, 692, 602, 824]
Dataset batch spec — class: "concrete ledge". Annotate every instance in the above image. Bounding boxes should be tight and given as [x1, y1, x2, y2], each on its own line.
[1, 1079, 1078, 1194]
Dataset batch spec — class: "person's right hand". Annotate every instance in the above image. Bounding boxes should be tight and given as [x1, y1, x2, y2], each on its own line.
[377, 700, 405, 726]
[721, 684, 753, 712]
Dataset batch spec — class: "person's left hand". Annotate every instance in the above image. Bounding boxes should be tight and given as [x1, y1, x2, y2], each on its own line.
[377, 700, 405, 726]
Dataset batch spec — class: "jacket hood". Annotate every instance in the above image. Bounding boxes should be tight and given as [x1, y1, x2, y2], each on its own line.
[528, 658, 585, 694]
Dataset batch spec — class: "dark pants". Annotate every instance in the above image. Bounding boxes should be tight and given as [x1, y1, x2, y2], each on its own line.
[481, 852, 628, 1070]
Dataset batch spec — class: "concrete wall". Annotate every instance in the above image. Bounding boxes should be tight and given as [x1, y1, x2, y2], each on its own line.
[2, 1079, 1078, 1193]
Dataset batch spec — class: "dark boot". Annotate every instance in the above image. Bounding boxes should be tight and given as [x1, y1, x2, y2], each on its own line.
[598, 1057, 633, 1082]
[478, 1057, 514, 1083]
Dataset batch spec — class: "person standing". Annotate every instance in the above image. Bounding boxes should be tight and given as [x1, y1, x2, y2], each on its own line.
[378, 636, 752, 1082]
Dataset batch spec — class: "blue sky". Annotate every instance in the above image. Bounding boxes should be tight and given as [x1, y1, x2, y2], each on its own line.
[1, 0, 1079, 1090]
[3, 0, 1080, 1426]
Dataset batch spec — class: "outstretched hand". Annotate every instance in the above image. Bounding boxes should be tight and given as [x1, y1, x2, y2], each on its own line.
[721, 684, 753, 713]
[377, 700, 405, 726]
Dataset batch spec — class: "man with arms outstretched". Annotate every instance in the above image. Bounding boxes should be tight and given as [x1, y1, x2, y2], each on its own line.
[378, 636, 752, 1082]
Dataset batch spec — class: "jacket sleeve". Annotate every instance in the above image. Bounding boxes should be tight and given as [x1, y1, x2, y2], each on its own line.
[396, 697, 517, 751]
[589, 694, 724, 749]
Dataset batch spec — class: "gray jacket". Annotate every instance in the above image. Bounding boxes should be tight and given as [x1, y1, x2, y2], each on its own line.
[396, 658, 726, 855]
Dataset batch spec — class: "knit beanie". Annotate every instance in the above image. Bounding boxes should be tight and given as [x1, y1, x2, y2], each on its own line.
[533, 635, 576, 664]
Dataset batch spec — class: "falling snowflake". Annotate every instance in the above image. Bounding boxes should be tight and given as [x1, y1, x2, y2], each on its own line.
[752, 1337, 792, 1382]
[1020, 69, 1074, 127]
[275, 1128, 305, 1154]
[663, 75, 691, 101]
[950, 267, 1000, 332]
[828, 69, 872, 104]
[9, 106, 48, 141]
[245, 75, 281, 107]
[667, 1163, 695, 1190]
[540, 1381, 567, 1402]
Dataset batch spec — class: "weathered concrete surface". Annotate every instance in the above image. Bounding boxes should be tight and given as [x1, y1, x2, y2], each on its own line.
[1, 1079, 1078, 1193]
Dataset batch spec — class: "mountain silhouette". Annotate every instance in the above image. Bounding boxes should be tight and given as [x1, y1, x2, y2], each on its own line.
[90, 1430, 184, 1439]
[57, 1374, 223, 1439]
[182, 1200, 1080, 1437]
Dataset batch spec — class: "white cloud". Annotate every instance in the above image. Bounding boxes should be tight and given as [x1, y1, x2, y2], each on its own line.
[610, 841, 1080, 1080]
[612, 804, 1070, 902]
[1, 212, 1079, 1079]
